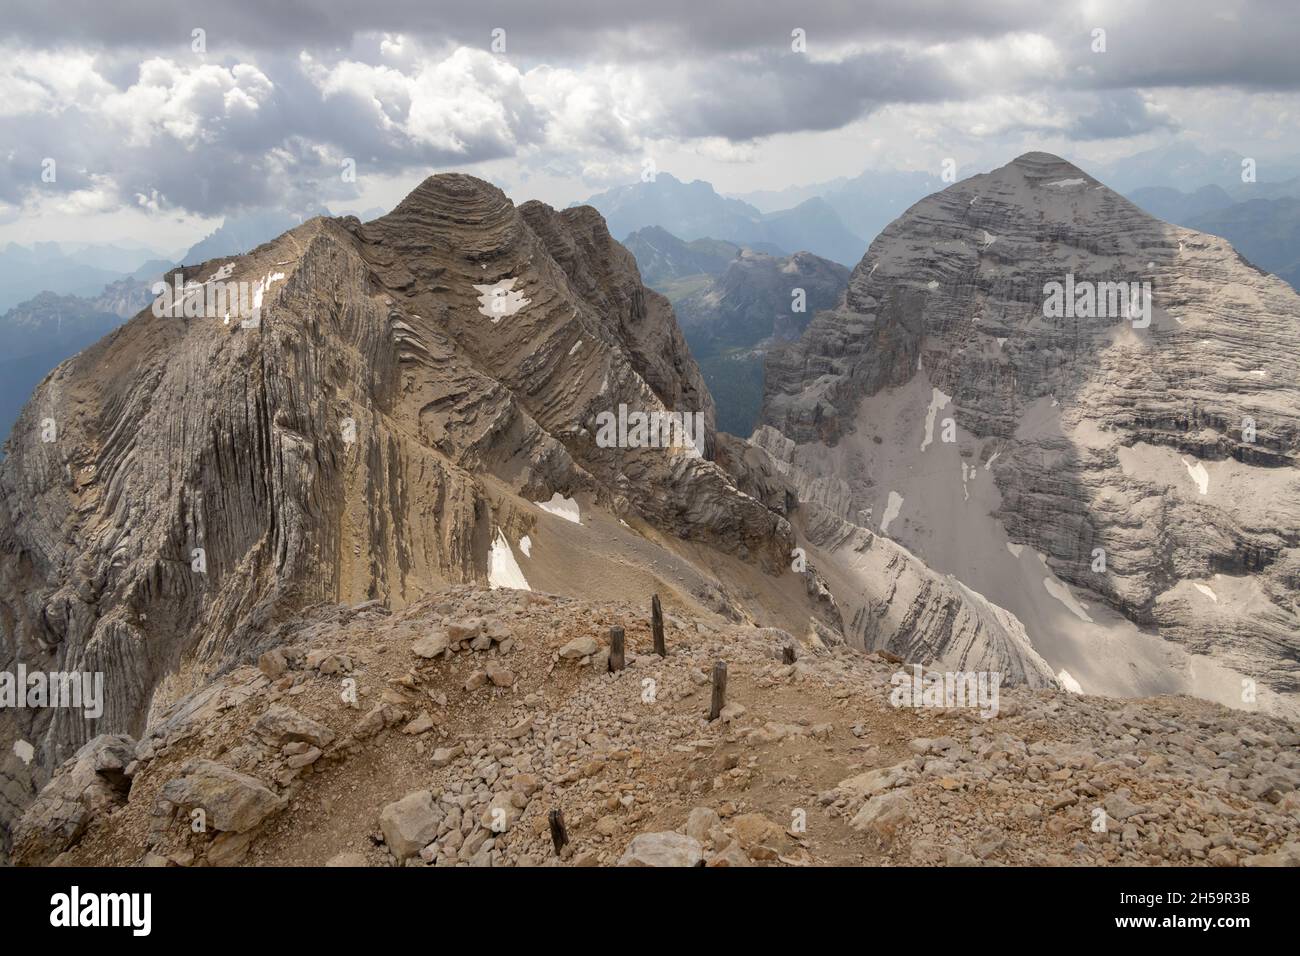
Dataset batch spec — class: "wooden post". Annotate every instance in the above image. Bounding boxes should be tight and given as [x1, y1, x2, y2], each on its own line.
[782, 642, 797, 664]
[609, 626, 625, 671]
[548, 809, 569, 855]
[708, 661, 728, 721]
[651, 594, 666, 657]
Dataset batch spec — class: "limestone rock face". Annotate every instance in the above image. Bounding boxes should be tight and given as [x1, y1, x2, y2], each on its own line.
[0, 174, 796, 847]
[763, 151, 1300, 712]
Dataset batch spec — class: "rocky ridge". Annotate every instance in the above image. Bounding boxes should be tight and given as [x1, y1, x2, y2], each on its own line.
[0, 174, 797, 847]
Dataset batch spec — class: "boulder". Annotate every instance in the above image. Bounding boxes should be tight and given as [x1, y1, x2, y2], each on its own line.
[159, 760, 285, 833]
[379, 789, 444, 860]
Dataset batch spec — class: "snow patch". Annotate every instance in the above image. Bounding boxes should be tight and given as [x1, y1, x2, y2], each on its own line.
[1043, 577, 1094, 623]
[880, 491, 904, 535]
[519, 535, 532, 557]
[536, 493, 581, 524]
[1193, 582, 1218, 602]
[568, 340, 582, 356]
[1045, 178, 1085, 188]
[1056, 670, 1084, 693]
[13, 739, 34, 765]
[488, 530, 530, 591]
[1005, 542, 1024, 558]
[920, 387, 951, 451]
[1181, 457, 1210, 495]
[474, 278, 530, 323]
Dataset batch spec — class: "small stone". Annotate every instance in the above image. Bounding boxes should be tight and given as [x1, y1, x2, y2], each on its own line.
[706, 841, 751, 867]
[850, 788, 914, 844]
[431, 746, 464, 767]
[254, 705, 336, 749]
[257, 649, 287, 679]
[479, 791, 521, 833]
[617, 832, 703, 867]
[719, 702, 747, 722]
[559, 635, 600, 659]
[207, 830, 255, 866]
[412, 631, 451, 659]
[686, 807, 721, 844]
[403, 713, 435, 735]
[1103, 792, 1145, 822]
[285, 747, 322, 769]
[732, 812, 783, 851]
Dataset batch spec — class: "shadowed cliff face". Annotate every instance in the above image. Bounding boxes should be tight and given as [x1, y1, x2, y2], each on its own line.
[762, 152, 1300, 712]
[0, 173, 803, 847]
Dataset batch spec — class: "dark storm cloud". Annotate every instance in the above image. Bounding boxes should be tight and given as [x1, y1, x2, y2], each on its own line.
[1064, 91, 1176, 141]
[661, 47, 956, 141]
[0, 0, 1055, 56]
[1049, 0, 1300, 93]
[3, 0, 1298, 221]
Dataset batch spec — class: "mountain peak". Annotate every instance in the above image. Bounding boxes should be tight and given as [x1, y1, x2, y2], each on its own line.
[1002, 151, 1095, 183]
[386, 172, 512, 220]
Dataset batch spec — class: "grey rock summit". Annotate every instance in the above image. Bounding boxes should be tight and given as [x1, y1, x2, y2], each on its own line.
[762, 151, 1300, 712]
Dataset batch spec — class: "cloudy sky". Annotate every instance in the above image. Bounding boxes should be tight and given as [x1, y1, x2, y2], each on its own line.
[3, 0, 1299, 250]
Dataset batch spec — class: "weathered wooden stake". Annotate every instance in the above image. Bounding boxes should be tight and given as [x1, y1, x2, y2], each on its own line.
[651, 593, 666, 657]
[708, 660, 728, 721]
[609, 625, 625, 671]
[549, 809, 569, 855]
[782, 642, 797, 664]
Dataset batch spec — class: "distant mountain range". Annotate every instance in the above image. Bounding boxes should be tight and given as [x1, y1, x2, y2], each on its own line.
[0, 242, 159, 314]
[623, 225, 848, 436]
[578, 173, 867, 267]
[731, 168, 944, 248]
[623, 227, 773, 287]
[1187, 199, 1300, 292]
[1124, 184, 1300, 292]
[180, 207, 330, 266]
